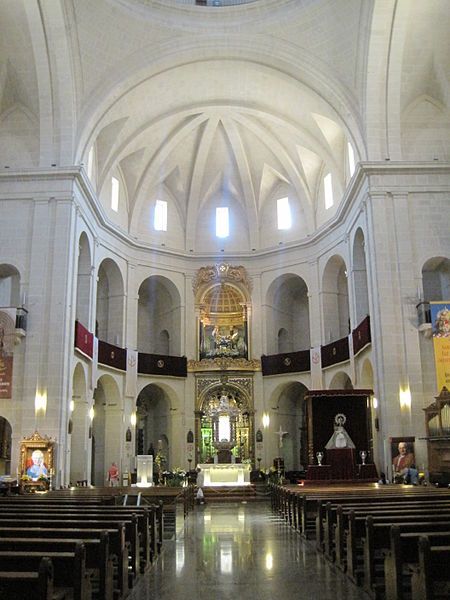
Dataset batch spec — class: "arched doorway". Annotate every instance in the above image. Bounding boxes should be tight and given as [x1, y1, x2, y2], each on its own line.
[135, 384, 172, 469]
[269, 382, 309, 472]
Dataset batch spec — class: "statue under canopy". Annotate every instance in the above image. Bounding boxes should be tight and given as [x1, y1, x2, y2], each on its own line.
[325, 413, 355, 449]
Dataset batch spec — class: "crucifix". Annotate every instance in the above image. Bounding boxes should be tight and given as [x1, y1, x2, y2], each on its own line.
[275, 425, 288, 449]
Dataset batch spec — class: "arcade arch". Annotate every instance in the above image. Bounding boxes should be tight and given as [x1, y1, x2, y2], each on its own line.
[96, 259, 124, 345]
[266, 274, 310, 355]
[91, 374, 122, 486]
[352, 228, 369, 324]
[322, 255, 350, 343]
[75, 233, 92, 329]
[69, 362, 89, 485]
[137, 276, 182, 355]
[269, 381, 309, 472]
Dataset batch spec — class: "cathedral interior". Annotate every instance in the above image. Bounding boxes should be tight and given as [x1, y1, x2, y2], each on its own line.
[0, 0, 449, 490]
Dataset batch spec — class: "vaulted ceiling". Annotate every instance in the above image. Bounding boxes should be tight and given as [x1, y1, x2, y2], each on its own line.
[0, 0, 449, 253]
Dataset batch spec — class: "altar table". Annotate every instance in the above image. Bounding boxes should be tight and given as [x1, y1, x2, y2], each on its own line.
[197, 463, 251, 486]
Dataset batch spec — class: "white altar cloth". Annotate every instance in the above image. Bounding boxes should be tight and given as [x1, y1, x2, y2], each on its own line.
[197, 463, 251, 486]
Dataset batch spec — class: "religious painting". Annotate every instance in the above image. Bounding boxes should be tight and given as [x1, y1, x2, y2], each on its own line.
[20, 431, 55, 482]
[390, 436, 415, 482]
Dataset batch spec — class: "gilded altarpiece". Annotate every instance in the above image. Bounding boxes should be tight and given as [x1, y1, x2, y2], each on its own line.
[194, 374, 255, 466]
[189, 264, 259, 467]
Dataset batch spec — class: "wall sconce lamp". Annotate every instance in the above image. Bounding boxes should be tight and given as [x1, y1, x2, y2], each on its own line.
[262, 412, 270, 428]
[130, 412, 137, 427]
[399, 388, 412, 409]
[89, 406, 95, 421]
[35, 390, 47, 416]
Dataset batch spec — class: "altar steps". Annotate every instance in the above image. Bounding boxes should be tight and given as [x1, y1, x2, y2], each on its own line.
[202, 483, 267, 502]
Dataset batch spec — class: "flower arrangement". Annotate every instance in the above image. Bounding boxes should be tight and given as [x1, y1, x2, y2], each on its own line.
[21, 474, 31, 482]
[38, 473, 48, 481]
[164, 467, 187, 487]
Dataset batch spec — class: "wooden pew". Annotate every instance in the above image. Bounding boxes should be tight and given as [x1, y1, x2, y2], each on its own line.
[332, 500, 450, 569]
[0, 514, 139, 582]
[0, 525, 129, 599]
[385, 526, 450, 600]
[0, 533, 113, 600]
[291, 486, 450, 541]
[0, 505, 153, 572]
[0, 556, 57, 600]
[363, 517, 450, 598]
[411, 536, 450, 600]
[345, 510, 450, 584]
[0, 542, 91, 600]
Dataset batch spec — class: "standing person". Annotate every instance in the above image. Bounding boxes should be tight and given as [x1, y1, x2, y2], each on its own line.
[196, 467, 205, 504]
[393, 441, 419, 484]
[108, 462, 119, 487]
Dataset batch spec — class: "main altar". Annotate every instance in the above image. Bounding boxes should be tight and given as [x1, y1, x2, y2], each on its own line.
[197, 463, 251, 486]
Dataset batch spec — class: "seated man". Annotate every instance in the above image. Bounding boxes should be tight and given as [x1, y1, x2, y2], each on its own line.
[393, 441, 419, 485]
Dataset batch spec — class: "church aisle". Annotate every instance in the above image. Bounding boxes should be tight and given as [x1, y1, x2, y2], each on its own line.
[129, 502, 369, 600]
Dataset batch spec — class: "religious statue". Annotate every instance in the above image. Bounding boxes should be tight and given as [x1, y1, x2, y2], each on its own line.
[325, 413, 355, 449]
[275, 425, 288, 449]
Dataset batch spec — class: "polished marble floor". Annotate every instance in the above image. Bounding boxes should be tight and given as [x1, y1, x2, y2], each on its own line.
[129, 502, 369, 600]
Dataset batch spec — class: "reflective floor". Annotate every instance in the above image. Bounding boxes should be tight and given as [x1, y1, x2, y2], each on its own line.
[129, 502, 369, 600]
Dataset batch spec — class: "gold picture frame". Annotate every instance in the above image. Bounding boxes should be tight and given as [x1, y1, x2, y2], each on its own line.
[20, 431, 55, 481]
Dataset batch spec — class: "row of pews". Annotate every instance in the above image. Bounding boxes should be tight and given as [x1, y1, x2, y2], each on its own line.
[0, 486, 194, 600]
[271, 483, 450, 600]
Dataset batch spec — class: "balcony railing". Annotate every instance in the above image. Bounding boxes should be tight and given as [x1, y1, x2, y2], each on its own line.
[261, 349, 310, 376]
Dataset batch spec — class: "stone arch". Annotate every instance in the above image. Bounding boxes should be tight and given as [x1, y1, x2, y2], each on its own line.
[268, 381, 309, 471]
[352, 228, 369, 325]
[69, 362, 89, 485]
[277, 328, 290, 354]
[92, 374, 122, 486]
[422, 257, 450, 301]
[0, 264, 21, 307]
[135, 383, 174, 469]
[75, 232, 92, 329]
[96, 258, 125, 345]
[322, 255, 349, 342]
[137, 275, 182, 355]
[329, 371, 353, 390]
[266, 273, 310, 354]
[361, 358, 374, 389]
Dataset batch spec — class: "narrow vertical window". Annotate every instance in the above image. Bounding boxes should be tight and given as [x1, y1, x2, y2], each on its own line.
[111, 177, 119, 212]
[277, 197, 291, 230]
[348, 142, 355, 177]
[154, 199, 167, 231]
[324, 173, 333, 209]
[216, 207, 229, 238]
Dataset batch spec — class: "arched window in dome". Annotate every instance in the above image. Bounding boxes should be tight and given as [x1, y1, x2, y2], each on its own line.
[348, 143, 356, 178]
[154, 200, 167, 231]
[324, 173, 333, 209]
[277, 197, 291, 230]
[111, 177, 119, 212]
[216, 207, 229, 238]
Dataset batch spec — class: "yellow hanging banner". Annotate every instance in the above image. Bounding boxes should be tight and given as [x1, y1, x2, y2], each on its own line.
[430, 302, 450, 393]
